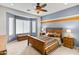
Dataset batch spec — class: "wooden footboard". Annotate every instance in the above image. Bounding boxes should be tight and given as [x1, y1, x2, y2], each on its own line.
[28, 35, 46, 54]
[45, 40, 59, 54]
[28, 35, 59, 55]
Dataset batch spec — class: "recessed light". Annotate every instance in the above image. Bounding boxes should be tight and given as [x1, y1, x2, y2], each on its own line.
[10, 3, 14, 6]
[64, 3, 68, 5]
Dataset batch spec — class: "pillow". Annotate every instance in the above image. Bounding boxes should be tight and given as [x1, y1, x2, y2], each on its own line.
[40, 32, 46, 35]
[54, 33, 61, 37]
[46, 32, 55, 37]
[46, 32, 61, 37]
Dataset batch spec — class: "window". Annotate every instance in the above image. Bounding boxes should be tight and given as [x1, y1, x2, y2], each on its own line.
[24, 20, 30, 33]
[32, 20, 36, 33]
[9, 17, 14, 35]
[8, 14, 37, 36]
[16, 19, 31, 34]
[16, 19, 24, 34]
[8, 14, 37, 42]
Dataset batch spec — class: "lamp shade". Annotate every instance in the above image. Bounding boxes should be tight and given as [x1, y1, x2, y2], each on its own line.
[42, 28, 46, 32]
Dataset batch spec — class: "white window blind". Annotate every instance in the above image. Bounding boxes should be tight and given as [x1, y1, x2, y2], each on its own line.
[9, 17, 14, 35]
[24, 20, 30, 33]
[32, 21, 36, 33]
[16, 19, 24, 34]
[16, 19, 30, 34]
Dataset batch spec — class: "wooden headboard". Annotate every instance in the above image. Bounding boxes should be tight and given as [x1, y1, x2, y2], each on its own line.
[46, 28, 63, 34]
[46, 28, 63, 43]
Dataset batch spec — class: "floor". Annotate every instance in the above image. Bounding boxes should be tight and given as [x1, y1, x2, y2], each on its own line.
[7, 40, 79, 55]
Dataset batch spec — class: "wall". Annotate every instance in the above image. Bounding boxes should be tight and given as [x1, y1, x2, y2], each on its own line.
[42, 5, 79, 20]
[0, 7, 6, 35]
[42, 5, 79, 47]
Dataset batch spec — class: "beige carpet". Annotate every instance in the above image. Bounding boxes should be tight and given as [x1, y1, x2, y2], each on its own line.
[7, 40, 79, 55]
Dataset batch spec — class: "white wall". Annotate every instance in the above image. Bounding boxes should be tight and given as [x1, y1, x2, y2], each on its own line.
[0, 6, 6, 35]
[0, 6, 7, 51]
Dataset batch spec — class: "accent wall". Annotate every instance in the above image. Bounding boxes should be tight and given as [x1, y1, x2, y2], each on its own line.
[42, 5, 79, 47]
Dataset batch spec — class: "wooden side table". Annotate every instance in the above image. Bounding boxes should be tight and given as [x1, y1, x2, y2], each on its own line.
[63, 37, 74, 49]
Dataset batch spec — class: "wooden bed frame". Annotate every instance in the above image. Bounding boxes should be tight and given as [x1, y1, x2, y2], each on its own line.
[28, 28, 63, 55]
[46, 28, 63, 43]
[46, 28, 63, 35]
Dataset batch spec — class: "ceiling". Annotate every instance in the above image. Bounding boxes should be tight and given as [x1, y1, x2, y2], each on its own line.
[0, 3, 79, 16]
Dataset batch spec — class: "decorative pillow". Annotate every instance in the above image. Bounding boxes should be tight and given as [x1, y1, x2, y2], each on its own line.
[54, 33, 61, 37]
[46, 32, 55, 37]
[40, 32, 46, 35]
[46, 32, 61, 37]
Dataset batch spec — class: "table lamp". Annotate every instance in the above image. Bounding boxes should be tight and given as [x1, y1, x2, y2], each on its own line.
[66, 29, 72, 37]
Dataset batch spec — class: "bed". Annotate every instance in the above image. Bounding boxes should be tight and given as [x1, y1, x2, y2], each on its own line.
[28, 28, 63, 55]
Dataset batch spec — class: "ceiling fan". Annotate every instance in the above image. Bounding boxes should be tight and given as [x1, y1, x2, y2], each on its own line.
[35, 3, 47, 14]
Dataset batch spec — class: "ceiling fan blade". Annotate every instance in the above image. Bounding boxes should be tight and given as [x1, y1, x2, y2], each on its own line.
[41, 4, 47, 8]
[41, 9, 47, 12]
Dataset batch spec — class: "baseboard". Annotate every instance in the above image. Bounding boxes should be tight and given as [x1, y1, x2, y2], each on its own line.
[0, 50, 7, 55]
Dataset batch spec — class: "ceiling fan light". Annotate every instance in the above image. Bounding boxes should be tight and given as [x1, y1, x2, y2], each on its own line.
[36, 9, 40, 14]
[64, 3, 68, 5]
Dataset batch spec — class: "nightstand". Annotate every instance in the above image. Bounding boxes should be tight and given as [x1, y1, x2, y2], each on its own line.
[63, 37, 74, 49]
